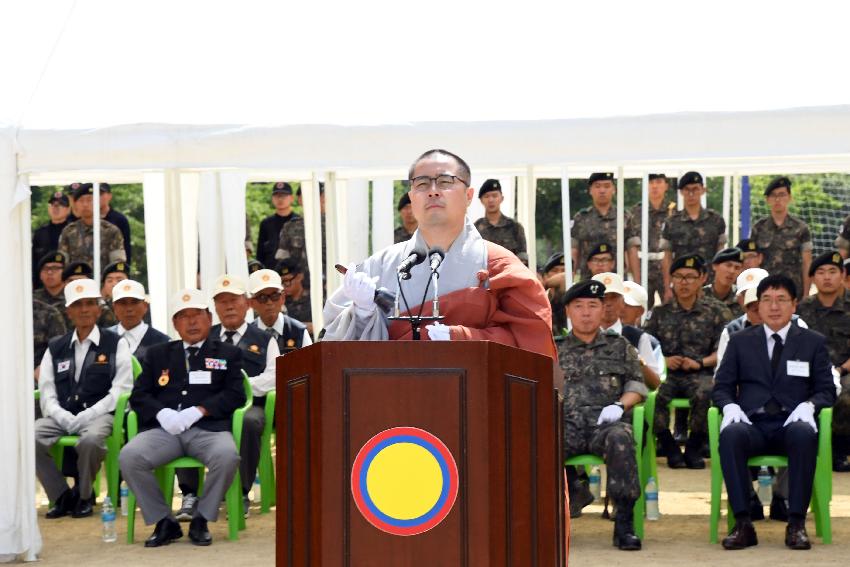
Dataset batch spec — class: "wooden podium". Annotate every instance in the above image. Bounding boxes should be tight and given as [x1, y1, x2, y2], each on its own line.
[276, 341, 564, 566]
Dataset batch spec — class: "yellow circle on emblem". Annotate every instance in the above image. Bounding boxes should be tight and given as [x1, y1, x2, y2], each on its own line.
[365, 442, 443, 521]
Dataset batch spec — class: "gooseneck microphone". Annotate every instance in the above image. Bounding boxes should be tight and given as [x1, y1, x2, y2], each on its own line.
[397, 247, 427, 280]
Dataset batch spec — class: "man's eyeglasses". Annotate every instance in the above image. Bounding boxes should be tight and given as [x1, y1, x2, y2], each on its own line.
[671, 274, 701, 283]
[409, 175, 469, 193]
[254, 292, 282, 304]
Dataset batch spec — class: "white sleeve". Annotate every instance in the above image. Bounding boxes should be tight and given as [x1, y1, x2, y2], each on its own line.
[301, 329, 313, 347]
[637, 334, 660, 375]
[250, 337, 279, 397]
[714, 329, 730, 377]
[88, 339, 134, 416]
[38, 349, 63, 418]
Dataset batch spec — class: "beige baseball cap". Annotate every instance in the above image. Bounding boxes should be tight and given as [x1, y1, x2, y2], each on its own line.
[622, 281, 648, 311]
[112, 279, 147, 302]
[591, 272, 625, 295]
[736, 268, 769, 295]
[170, 288, 208, 317]
[211, 274, 247, 298]
[743, 286, 759, 306]
[248, 269, 283, 295]
[64, 278, 101, 307]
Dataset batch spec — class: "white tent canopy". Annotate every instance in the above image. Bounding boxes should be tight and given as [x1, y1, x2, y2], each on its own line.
[3, 0, 850, 561]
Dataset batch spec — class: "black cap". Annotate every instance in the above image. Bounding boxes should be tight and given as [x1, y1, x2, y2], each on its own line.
[272, 182, 293, 195]
[48, 191, 70, 206]
[62, 262, 93, 281]
[588, 172, 615, 187]
[37, 251, 66, 271]
[247, 259, 264, 274]
[397, 193, 412, 210]
[712, 247, 743, 265]
[586, 243, 614, 263]
[648, 173, 667, 181]
[277, 258, 302, 276]
[98, 182, 112, 193]
[677, 171, 703, 189]
[478, 179, 502, 198]
[70, 182, 94, 200]
[102, 261, 129, 279]
[736, 238, 759, 253]
[670, 253, 706, 274]
[564, 279, 606, 305]
[809, 250, 844, 277]
[764, 176, 791, 196]
[542, 252, 564, 273]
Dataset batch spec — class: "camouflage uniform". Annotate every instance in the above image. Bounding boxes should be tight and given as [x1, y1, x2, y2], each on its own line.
[835, 214, 850, 253]
[702, 284, 744, 318]
[549, 291, 567, 336]
[98, 299, 118, 327]
[394, 225, 415, 244]
[571, 206, 626, 278]
[57, 219, 126, 269]
[559, 330, 647, 502]
[33, 287, 70, 329]
[660, 207, 727, 264]
[626, 201, 675, 308]
[474, 214, 528, 264]
[644, 296, 732, 435]
[275, 214, 307, 272]
[32, 299, 66, 369]
[285, 290, 312, 325]
[750, 214, 812, 299]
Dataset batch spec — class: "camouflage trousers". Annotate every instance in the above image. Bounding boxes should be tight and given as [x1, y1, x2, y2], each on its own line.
[653, 371, 713, 436]
[563, 418, 640, 502]
[647, 260, 664, 309]
[834, 375, 850, 437]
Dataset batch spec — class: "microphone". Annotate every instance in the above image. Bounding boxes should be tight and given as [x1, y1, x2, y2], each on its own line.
[397, 247, 427, 279]
[427, 247, 445, 272]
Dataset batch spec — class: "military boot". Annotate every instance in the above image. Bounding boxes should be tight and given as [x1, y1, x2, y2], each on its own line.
[612, 502, 641, 550]
[657, 429, 685, 468]
[566, 466, 594, 518]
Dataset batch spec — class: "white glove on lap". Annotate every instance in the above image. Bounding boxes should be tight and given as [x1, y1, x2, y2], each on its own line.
[73, 407, 96, 432]
[597, 404, 624, 425]
[343, 264, 378, 315]
[53, 409, 76, 433]
[178, 407, 204, 430]
[426, 322, 451, 341]
[784, 401, 817, 433]
[720, 403, 752, 432]
[157, 408, 186, 435]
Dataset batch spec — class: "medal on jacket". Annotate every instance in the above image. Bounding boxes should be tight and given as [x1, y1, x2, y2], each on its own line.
[249, 344, 260, 353]
[96, 353, 108, 364]
[287, 339, 295, 347]
[159, 369, 170, 386]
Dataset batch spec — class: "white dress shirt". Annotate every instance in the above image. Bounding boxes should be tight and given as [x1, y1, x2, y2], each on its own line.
[254, 313, 313, 348]
[221, 322, 281, 397]
[764, 321, 792, 359]
[604, 320, 661, 375]
[115, 321, 149, 354]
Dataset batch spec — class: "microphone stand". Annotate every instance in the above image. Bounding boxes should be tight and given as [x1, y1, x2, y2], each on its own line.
[388, 268, 443, 340]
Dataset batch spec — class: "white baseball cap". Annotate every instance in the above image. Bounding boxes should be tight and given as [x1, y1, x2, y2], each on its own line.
[170, 288, 208, 317]
[64, 278, 101, 307]
[211, 274, 247, 297]
[736, 268, 769, 295]
[622, 281, 648, 311]
[248, 269, 283, 295]
[743, 286, 759, 306]
[592, 272, 625, 295]
[112, 279, 147, 302]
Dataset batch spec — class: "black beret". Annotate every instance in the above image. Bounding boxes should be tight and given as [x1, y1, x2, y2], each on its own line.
[586, 242, 614, 263]
[37, 251, 66, 271]
[764, 176, 791, 196]
[670, 253, 706, 274]
[677, 171, 703, 189]
[397, 192, 412, 210]
[71, 183, 94, 200]
[272, 182, 293, 195]
[102, 261, 129, 279]
[648, 173, 667, 181]
[712, 247, 743, 265]
[809, 250, 844, 277]
[48, 191, 70, 206]
[588, 172, 615, 187]
[276, 258, 302, 276]
[564, 279, 606, 305]
[478, 179, 502, 198]
[247, 259, 264, 274]
[542, 252, 565, 273]
[62, 262, 93, 281]
[99, 182, 112, 193]
[735, 239, 759, 253]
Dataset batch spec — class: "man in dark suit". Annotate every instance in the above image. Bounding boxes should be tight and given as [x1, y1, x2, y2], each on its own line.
[119, 289, 246, 547]
[713, 274, 836, 550]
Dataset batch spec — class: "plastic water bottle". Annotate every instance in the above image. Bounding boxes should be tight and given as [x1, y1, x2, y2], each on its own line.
[101, 496, 117, 542]
[588, 465, 601, 501]
[119, 481, 129, 517]
[757, 466, 772, 503]
[645, 476, 660, 520]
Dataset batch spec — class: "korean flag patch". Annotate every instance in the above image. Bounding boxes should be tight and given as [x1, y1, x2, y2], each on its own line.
[57, 360, 71, 373]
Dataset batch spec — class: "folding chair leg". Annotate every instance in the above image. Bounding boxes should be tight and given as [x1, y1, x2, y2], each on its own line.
[127, 492, 136, 543]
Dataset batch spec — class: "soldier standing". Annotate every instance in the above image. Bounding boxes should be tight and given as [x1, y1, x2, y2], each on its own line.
[540, 252, 567, 335]
[257, 182, 299, 267]
[626, 173, 674, 308]
[703, 248, 745, 318]
[394, 193, 418, 243]
[97, 183, 132, 264]
[278, 259, 312, 333]
[571, 173, 631, 279]
[57, 183, 126, 268]
[560, 279, 646, 550]
[474, 179, 528, 264]
[32, 191, 73, 284]
[749, 177, 813, 298]
[835, 213, 850, 259]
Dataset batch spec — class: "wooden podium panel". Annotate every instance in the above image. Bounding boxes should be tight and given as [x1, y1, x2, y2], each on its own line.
[277, 341, 564, 567]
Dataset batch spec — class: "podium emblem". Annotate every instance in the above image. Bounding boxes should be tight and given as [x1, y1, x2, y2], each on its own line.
[351, 426, 459, 536]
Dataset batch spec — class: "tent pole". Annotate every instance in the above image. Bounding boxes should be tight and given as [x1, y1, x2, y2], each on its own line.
[616, 165, 625, 277]
[722, 175, 731, 243]
[93, 181, 101, 288]
[560, 167, 572, 288]
[640, 173, 649, 290]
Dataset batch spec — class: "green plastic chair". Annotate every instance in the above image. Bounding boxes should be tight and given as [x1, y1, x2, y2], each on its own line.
[125, 372, 252, 543]
[642, 389, 691, 498]
[708, 406, 833, 544]
[564, 405, 646, 538]
[258, 390, 276, 513]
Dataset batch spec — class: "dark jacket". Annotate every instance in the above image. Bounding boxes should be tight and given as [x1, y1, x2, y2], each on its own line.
[135, 326, 171, 363]
[48, 328, 120, 414]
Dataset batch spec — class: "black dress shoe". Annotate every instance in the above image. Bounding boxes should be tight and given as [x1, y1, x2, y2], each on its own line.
[568, 481, 595, 518]
[769, 496, 789, 521]
[144, 517, 183, 548]
[188, 517, 212, 546]
[785, 524, 812, 550]
[666, 449, 686, 469]
[722, 522, 758, 550]
[683, 449, 705, 470]
[749, 492, 765, 521]
[833, 458, 850, 472]
[71, 493, 95, 518]
[612, 507, 642, 551]
[45, 488, 78, 519]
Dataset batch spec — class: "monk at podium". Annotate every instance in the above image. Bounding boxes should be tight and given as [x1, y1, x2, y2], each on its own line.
[323, 148, 556, 359]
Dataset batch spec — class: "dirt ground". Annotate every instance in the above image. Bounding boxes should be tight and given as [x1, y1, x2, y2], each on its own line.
[33, 464, 850, 566]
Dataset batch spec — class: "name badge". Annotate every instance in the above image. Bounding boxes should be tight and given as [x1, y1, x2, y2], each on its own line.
[189, 370, 212, 385]
[205, 358, 227, 370]
[57, 360, 71, 373]
[787, 360, 809, 377]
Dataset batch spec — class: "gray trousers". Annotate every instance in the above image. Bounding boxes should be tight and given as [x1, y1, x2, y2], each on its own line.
[35, 413, 113, 501]
[119, 427, 240, 525]
[176, 406, 264, 495]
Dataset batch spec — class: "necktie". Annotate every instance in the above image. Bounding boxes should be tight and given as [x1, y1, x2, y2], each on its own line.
[771, 333, 783, 376]
[266, 327, 279, 339]
[186, 346, 200, 370]
[224, 331, 237, 345]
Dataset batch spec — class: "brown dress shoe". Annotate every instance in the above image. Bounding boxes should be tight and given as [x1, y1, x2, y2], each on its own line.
[722, 522, 758, 550]
[785, 524, 812, 550]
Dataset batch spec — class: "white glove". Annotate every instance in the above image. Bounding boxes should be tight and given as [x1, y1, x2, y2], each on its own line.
[784, 401, 817, 433]
[72, 407, 96, 433]
[343, 264, 378, 316]
[52, 409, 77, 433]
[178, 407, 204, 431]
[720, 403, 752, 432]
[426, 322, 451, 341]
[596, 404, 624, 425]
[156, 408, 186, 435]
